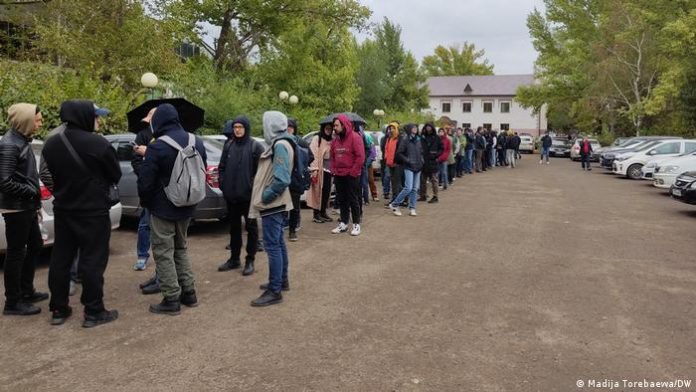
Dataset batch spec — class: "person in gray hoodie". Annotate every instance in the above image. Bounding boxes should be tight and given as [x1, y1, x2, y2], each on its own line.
[217, 116, 264, 276]
[248, 111, 294, 307]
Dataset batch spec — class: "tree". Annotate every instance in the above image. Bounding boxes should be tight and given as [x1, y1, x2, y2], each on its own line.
[354, 39, 391, 116]
[421, 43, 494, 77]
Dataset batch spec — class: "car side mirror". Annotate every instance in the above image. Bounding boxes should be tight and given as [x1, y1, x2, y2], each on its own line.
[648, 150, 657, 156]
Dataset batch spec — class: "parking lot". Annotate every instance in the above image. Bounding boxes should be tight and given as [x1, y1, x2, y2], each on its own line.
[0, 157, 694, 391]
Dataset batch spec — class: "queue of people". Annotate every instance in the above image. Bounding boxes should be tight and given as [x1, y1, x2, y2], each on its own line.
[1, 100, 526, 326]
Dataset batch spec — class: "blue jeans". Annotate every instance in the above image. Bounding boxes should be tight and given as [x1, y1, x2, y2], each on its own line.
[381, 163, 391, 197]
[392, 169, 421, 209]
[137, 208, 151, 260]
[541, 147, 550, 162]
[490, 149, 497, 167]
[360, 166, 369, 203]
[438, 162, 448, 188]
[465, 149, 473, 173]
[262, 212, 289, 293]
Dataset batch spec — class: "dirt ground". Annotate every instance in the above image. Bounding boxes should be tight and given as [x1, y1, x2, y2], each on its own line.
[0, 157, 694, 392]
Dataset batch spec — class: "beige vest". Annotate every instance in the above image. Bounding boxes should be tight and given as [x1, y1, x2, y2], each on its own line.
[249, 139, 294, 219]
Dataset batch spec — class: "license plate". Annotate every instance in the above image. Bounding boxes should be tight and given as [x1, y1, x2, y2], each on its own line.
[672, 189, 682, 197]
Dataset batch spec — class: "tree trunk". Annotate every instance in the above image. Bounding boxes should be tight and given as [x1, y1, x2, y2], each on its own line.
[214, 8, 234, 69]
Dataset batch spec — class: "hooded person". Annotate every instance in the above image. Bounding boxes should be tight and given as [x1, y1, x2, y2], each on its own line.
[437, 128, 451, 189]
[307, 122, 334, 223]
[248, 111, 294, 307]
[42, 99, 122, 327]
[217, 116, 265, 275]
[419, 123, 442, 203]
[383, 122, 403, 205]
[0, 103, 48, 317]
[285, 118, 308, 242]
[131, 107, 157, 273]
[329, 114, 365, 236]
[137, 103, 207, 316]
[389, 124, 424, 216]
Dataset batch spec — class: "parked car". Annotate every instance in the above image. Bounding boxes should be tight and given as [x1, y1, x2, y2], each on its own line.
[600, 137, 682, 170]
[669, 171, 696, 205]
[518, 135, 534, 153]
[105, 134, 226, 221]
[548, 137, 572, 157]
[204, 134, 268, 150]
[0, 139, 122, 253]
[653, 152, 696, 189]
[612, 139, 696, 179]
[569, 138, 601, 161]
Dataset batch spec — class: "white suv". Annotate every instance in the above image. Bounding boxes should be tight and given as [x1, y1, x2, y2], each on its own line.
[653, 152, 696, 189]
[612, 139, 696, 179]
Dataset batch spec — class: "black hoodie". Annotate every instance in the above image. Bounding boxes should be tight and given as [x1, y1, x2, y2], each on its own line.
[42, 100, 121, 215]
[420, 123, 443, 174]
[218, 116, 264, 204]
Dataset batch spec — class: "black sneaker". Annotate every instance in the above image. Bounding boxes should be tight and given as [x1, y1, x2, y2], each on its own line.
[141, 281, 161, 295]
[218, 259, 241, 272]
[180, 290, 198, 308]
[3, 302, 41, 316]
[417, 196, 427, 202]
[139, 276, 158, 289]
[51, 307, 73, 325]
[82, 309, 119, 328]
[242, 260, 255, 276]
[259, 281, 290, 292]
[428, 196, 439, 204]
[149, 298, 181, 316]
[313, 214, 325, 223]
[319, 214, 333, 223]
[251, 290, 283, 307]
[21, 291, 49, 303]
[289, 231, 298, 242]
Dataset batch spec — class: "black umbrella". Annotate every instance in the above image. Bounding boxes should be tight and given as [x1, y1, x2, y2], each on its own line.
[319, 114, 335, 126]
[319, 112, 367, 126]
[127, 98, 205, 133]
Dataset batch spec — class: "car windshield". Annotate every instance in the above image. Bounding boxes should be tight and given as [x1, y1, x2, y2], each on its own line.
[552, 138, 570, 146]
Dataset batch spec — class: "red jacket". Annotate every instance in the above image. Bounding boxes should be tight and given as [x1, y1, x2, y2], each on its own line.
[331, 115, 365, 177]
[438, 135, 451, 163]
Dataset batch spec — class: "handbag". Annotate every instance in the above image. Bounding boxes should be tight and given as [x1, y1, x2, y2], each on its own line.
[58, 131, 120, 206]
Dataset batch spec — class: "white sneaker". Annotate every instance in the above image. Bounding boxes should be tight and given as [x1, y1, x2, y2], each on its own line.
[350, 224, 361, 236]
[331, 222, 348, 234]
[390, 204, 402, 216]
[409, 209, 417, 216]
[546, 161, 550, 165]
[539, 160, 543, 164]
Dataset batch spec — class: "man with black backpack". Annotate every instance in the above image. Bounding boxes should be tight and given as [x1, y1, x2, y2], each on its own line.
[217, 116, 264, 275]
[286, 119, 311, 242]
[137, 104, 207, 316]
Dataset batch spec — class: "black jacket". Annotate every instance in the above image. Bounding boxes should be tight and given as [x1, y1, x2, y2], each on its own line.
[497, 134, 507, 150]
[131, 127, 154, 177]
[542, 135, 553, 148]
[397, 133, 424, 172]
[0, 129, 40, 211]
[508, 135, 521, 150]
[421, 124, 443, 174]
[218, 116, 264, 204]
[475, 134, 487, 150]
[137, 103, 207, 221]
[42, 100, 121, 215]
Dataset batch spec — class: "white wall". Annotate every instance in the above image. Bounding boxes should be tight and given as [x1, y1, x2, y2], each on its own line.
[425, 96, 548, 136]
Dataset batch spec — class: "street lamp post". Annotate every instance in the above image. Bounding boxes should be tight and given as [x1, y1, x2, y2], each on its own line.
[373, 109, 385, 129]
[141, 72, 159, 100]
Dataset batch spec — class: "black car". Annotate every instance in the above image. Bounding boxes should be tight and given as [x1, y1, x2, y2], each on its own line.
[670, 171, 696, 205]
[549, 137, 571, 157]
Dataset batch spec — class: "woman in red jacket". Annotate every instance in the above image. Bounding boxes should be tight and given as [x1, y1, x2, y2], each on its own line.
[330, 115, 365, 236]
[437, 129, 451, 190]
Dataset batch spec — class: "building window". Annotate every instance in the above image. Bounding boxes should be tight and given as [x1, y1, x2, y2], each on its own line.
[483, 101, 493, 113]
[462, 123, 471, 129]
[483, 124, 492, 130]
[462, 102, 472, 113]
[442, 102, 451, 113]
[500, 102, 511, 113]
[500, 124, 510, 131]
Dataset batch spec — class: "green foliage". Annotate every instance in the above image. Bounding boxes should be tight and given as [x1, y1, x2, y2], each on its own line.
[421, 43, 494, 77]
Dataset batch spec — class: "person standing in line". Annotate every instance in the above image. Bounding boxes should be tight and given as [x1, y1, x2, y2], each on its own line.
[497, 130, 507, 167]
[366, 132, 379, 202]
[419, 123, 442, 204]
[474, 128, 487, 173]
[138, 104, 207, 316]
[446, 126, 457, 185]
[388, 124, 424, 217]
[307, 122, 334, 223]
[132, 108, 156, 272]
[455, 128, 466, 177]
[490, 131, 498, 167]
[438, 128, 451, 188]
[0, 103, 48, 317]
[249, 111, 295, 306]
[217, 116, 264, 275]
[286, 119, 309, 242]
[379, 125, 392, 201]
[540, 132, 552, 165]
[507, 130, 521, 168]
[579, 137, 593, 171]
[43, 100, 121, 327]
[330, 115, 365, 236]
[383, 122, 402, 207]
[464, 128, 475, 174]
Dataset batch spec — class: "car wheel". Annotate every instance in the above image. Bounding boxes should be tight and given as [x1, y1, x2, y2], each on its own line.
[627, 164, 643, 180]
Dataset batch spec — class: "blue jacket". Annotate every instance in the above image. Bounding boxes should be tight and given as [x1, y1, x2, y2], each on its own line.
[137, 104, 207, 221]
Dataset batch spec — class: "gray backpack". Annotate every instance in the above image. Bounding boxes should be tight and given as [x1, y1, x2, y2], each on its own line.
[158, 134, 206, 207]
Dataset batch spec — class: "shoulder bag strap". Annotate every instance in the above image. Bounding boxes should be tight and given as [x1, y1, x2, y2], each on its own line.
[59, 131, 91, 175]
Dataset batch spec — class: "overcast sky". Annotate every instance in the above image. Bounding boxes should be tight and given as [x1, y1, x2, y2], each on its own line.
[356, 0, 546, 75]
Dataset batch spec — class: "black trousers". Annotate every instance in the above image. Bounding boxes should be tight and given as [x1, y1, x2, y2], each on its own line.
[227, 202, 258, 262]
[389, 166, 403, 203]
[319, 171, 332, 215]
[334, 175, 361, 225]
[2, 210, 41, 306]
[447, 163, 456, 183]
[49, 213, 111, 315]
[289, 191, 301, 233]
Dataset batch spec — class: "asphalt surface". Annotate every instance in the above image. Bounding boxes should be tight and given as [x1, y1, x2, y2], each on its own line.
[0, 157, 694, 391]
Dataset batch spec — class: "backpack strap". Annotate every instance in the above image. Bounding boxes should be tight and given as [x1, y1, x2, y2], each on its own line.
[158, 135, 183, 151]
